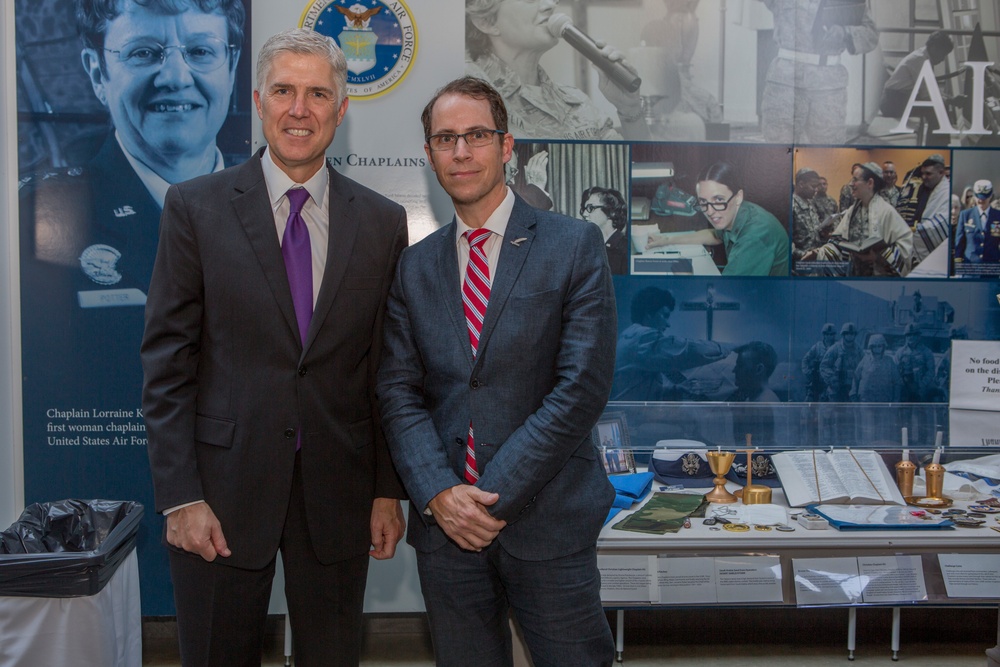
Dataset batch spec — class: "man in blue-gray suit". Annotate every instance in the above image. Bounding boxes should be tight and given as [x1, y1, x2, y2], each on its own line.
[377, 77, 617, 667]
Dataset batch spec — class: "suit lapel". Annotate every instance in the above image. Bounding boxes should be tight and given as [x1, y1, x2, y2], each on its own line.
[307, 165, 360, 351]
[231, 152, 301, 345]
[475, 199, 536, 370]
[435, 220, 473, 366]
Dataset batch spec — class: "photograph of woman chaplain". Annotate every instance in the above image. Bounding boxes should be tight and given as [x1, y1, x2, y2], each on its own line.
[465, 0, 650, 141]
[580, 186, 629, 275]
[802, 162, 913, 277]
[645, 161, 789, 276]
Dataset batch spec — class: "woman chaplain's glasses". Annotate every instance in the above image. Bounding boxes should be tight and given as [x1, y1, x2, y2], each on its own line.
[694, 192, 737, 212]
[426, 129, 505, 152]
[104, 36, 235, 72]
[581, 204, 606, 215]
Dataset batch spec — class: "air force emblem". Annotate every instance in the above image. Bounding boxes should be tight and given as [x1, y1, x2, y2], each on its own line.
[302, 0, 417, 100]
[79, 244, 123, 286]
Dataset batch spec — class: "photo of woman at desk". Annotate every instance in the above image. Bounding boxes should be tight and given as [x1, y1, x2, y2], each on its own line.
[645, 161, 790, 276]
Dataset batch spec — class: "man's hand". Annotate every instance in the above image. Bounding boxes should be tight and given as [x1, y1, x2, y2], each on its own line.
[370, 497, 406, 560]
[166, 502, 231, 562]
[427, 485, 507, 552]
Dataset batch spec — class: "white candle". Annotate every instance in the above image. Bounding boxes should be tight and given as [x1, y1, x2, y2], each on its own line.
[902, 449, 909, 462]
[901, 427, 908, 449]
[934, 431, 943, 449]
[932, 448, 941, 465]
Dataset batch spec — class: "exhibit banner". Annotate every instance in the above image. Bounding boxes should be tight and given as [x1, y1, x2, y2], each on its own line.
[13, 0, 1000, 615]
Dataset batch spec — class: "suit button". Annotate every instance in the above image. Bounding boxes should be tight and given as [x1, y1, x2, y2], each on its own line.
[298, 367, 307, 377]
[284, 428, 295, 439]
[470, 379, 482, 389]
[455, 437, 464, 445]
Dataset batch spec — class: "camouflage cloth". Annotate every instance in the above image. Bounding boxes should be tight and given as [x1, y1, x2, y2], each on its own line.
[792, 192, 821, 259]
[760, 0, 879, 144]
[820, 340, 864, 402]
[801, 339, 831, 401]
[814, 194, 839, 220]
[611, 492, 706, 535]
[881, 185, 900, 208]
[851, 353, 900, 402]
[467, 52, 619, 141]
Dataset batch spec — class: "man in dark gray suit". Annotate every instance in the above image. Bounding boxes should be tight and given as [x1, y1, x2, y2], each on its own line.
[377, 77, 617, 667]
[141, 29, 406, 666]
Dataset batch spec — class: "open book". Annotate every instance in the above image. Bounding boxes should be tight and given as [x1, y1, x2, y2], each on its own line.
[834, 236, 888, 255]
[772, 450, 906, 508]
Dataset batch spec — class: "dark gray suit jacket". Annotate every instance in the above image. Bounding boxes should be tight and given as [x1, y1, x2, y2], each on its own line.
[377, 195, 616, 561]
[141, 149, 407, 569]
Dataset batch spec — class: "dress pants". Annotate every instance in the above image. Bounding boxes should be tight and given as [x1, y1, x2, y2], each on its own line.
[169, 453, 370, 667]
[416, 539, 613, 667]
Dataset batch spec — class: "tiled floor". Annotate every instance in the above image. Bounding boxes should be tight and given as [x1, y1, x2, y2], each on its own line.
[142, 608, 997, 666]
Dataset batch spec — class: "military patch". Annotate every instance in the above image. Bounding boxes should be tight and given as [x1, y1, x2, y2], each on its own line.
[79, 244, 123, 285]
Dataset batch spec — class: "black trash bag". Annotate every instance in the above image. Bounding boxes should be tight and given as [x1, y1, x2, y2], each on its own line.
[0, 499, 142, 597]
[0, 499, 133, 554]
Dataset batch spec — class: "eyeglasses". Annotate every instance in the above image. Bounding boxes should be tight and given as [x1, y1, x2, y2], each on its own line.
[104, 36, 235, 72]
[426, 129, 505, 152]
[581, 204, 606, 215]
[695, 192, 737, 212]
[509, 0, 561, 4]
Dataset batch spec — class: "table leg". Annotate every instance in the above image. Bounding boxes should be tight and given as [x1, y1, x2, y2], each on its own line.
[891, 607, 901, 661]
[847, 607, 857, 661]
[616, 610, 625, 663]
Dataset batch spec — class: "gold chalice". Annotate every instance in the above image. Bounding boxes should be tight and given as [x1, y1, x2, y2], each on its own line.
[705, 451, 738, 503]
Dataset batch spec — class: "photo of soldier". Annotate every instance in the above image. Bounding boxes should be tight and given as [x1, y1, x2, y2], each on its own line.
[758, 0, 879, 144]
[954, 179, 1000, 274]
[794, 147, 960, 277]
[814, 176, 839, 220]
[801, 323, 837, 402]
[880, 161, 900, 208]
[465, 0, 649, 141]
[15, 0, 250, 613]
[951, 147, 1000, 278]
[791, 167, 822, 262]
[801, 162, 912, 277]
[850, 334, 900, 444]
[789, 280, 999, 445]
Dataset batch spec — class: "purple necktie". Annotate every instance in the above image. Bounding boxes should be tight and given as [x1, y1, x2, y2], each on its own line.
[283, 188, 313, 346]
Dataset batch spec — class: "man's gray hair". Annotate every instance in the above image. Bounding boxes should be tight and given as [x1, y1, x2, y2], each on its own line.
[256, 28, 347, 103]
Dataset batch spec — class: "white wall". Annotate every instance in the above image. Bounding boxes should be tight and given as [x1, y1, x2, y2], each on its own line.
[1, 0, 23, 529]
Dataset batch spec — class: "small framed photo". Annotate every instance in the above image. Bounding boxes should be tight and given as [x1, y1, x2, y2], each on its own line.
[594, 412, 635, 474]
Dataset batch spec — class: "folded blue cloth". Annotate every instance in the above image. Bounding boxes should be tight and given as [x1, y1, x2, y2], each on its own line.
[609, 472, 655, 500]
[612, 494, 635, 510]
[605, 507, 623, 526]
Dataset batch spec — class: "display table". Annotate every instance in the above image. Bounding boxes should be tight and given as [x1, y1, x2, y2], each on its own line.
[597, 484, 1000, 663]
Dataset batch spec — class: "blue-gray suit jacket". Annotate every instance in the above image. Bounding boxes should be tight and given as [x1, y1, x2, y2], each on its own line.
[377, 195, 616, 561]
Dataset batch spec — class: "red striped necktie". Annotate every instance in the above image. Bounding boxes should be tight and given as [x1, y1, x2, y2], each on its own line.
[462, 228, 492, 483]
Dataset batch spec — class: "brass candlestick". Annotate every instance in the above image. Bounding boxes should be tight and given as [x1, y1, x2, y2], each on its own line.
[895, 459, 916, 497]
[706, 450, 737, 503]
[923, 462, 947, 501]
[738, 435, 772, 505]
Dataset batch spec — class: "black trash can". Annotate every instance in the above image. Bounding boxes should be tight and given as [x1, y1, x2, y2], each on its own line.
[0, 499, 143, 667]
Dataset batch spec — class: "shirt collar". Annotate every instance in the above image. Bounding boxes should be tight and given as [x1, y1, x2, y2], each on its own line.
[117, 131, 224, 209]
[455, 187, 515, 244]
[261, 147, 329, 212]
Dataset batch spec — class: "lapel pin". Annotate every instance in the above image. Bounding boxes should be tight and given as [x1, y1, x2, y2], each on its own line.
[510, 237, 527, 247]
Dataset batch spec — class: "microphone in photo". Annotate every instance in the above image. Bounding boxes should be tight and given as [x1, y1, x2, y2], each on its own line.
[546, 14, 642, 93]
